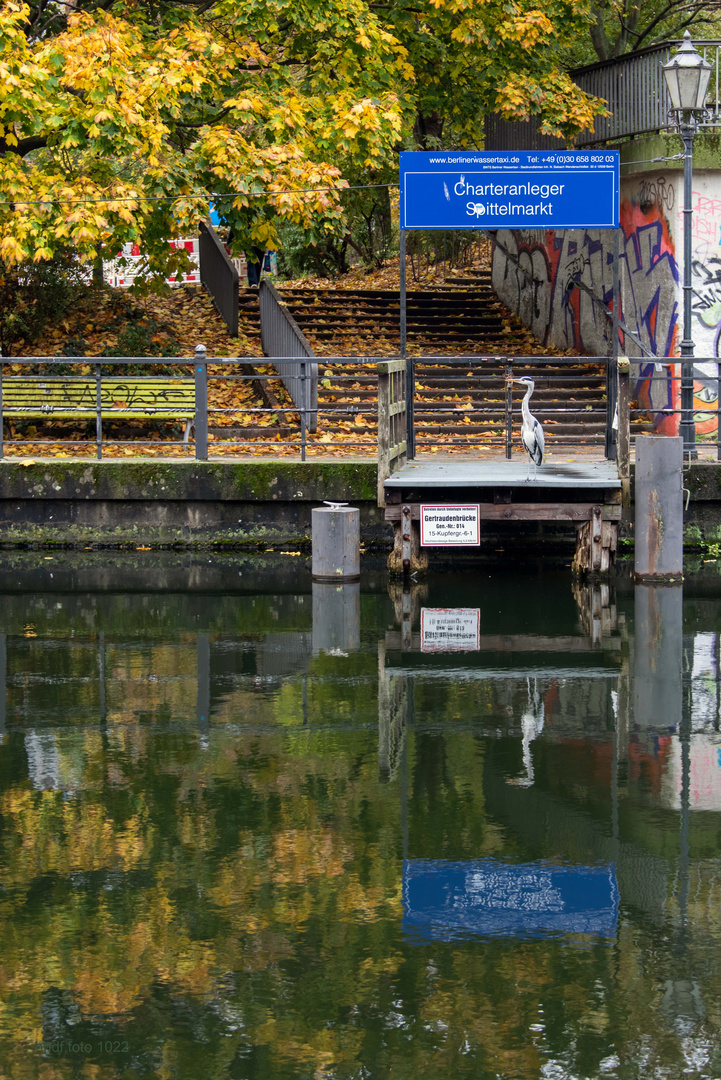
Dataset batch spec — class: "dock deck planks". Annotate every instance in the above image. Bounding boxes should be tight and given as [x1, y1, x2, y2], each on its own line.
[384, 457, 621, 491]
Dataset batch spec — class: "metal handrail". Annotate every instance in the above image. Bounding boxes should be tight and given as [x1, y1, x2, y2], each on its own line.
[259, 280, 318, 434]
[4, 352, 720, 463]
[199, 222, 239, 336]
[485, 38, 721, 148]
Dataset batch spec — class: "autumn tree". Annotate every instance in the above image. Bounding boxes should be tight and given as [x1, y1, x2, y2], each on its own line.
[387, 0, 605, 148]
[0, 0, 408, 275]
[585, 0, 721, 62]
[0, 0, 607, 276]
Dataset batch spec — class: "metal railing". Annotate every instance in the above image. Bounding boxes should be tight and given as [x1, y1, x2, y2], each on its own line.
[0, 349, 376, 461]
[399, 356, 615, 456]
[625, 356, 721, 461]
[199, 222, 239, 336]
[406, 231, 493, 283]
[259, 280, 318, 434]
[4, 351, 720, 466]
[485, 39, 721, 149]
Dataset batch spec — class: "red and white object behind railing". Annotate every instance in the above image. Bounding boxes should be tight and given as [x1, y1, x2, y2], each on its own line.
[106, 239, 201, 288]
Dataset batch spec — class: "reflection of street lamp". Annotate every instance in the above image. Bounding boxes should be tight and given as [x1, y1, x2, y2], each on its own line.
[662, 33, 713, 457]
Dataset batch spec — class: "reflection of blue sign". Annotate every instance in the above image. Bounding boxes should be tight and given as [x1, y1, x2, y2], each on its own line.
[400, 151, 619, 230]
[403, 859, 618, 941]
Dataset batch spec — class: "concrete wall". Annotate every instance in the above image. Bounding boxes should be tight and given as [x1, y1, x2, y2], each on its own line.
[0, 461, 387, 548]
[491, 134, 721, 442]
[2, 459, 721, 552]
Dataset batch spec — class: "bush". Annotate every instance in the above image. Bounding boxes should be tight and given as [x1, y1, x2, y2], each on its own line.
[276, 183, 395, 280]
[0, 252, 87, 357]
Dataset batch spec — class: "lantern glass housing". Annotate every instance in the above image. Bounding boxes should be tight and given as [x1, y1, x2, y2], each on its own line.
[663, 31, 713, 112]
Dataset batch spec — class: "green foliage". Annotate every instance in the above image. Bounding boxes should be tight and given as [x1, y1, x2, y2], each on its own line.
[100, 312, 180, 359]
[276, 181, 395, 277]
[582, 0, 721, 62]
[0, 251, 86, 357]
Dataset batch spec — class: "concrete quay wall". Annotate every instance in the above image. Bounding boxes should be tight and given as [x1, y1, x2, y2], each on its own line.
[1, 458, 721, 552]
[0, 460, 385, 549]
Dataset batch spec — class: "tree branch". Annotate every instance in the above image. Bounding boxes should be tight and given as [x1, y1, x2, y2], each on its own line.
[0, 135, 48, 157]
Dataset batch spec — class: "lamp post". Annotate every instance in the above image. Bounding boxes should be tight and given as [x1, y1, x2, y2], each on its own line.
[662, 33, 712, 458]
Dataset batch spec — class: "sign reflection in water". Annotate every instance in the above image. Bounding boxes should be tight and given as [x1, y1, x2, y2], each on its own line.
[402, 859, 619, 941]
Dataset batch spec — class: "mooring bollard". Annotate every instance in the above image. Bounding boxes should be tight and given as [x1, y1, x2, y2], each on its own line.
[311, 502, 360, 582]
[633, 582, 682, 730]
[312, 581, 361, 654]
[634, 435, 683, 581]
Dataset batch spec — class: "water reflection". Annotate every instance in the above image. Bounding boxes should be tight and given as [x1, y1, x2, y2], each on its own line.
[0, 556, 720, 1079]
[403, 859, 619, 941]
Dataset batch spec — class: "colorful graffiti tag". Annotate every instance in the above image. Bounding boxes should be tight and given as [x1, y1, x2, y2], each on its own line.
[490, 175, 721, 436]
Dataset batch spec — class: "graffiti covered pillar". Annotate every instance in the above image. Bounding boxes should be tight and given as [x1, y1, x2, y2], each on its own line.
[491, 135, 721, 442]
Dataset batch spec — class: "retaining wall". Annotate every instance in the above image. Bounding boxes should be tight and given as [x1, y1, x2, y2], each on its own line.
[1, 459, 721, 552]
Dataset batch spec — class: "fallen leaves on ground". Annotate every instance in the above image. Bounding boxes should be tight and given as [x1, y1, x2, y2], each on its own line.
[5, 248, 583, 460]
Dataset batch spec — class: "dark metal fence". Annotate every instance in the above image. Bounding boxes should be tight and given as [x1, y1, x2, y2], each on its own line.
[406, 231, 493, 283]
[626, 357, 721, 460]
[485, 39, 721, 149]
[199, 222, 239, 336]
[4, 351, 718, 465]
[259, 280, 318, 434]
[0, 349, 375, 461]
[403, 355, 615, 456]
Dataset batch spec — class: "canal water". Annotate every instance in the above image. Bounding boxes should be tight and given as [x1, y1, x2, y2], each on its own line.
[1, 554, 720, 1079]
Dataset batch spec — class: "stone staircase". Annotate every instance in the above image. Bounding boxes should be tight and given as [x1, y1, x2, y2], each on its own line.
[236, 272, 647, 451]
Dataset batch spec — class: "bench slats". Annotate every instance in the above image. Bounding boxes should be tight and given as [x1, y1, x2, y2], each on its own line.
[3, 378, 195, 420]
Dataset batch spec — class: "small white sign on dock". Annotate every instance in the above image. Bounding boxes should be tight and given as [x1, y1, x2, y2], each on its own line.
[420, 504, 480, 546]
[421, 608, 481, 652]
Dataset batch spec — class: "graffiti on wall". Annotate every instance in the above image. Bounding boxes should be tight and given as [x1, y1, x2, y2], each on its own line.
[491, 177, 684, 433]
[492, 191, 679, 357]
[681, 190, 721, 438]
[492, 175, 721, 439]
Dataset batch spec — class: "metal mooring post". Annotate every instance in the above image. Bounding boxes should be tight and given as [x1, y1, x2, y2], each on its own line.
[312, 502, 360, 582]
[194, 344, 208, 461]
[312, 580, 361, 654]
[634, 435, 684, 581]
[633, 581, 682, 729]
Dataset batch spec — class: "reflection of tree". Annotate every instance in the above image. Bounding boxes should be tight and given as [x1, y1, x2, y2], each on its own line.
[2, 598, 721, 1079]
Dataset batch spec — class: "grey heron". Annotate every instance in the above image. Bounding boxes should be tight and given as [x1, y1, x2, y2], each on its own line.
[506, 678, 545, 788]
[508, 376, 544, 480]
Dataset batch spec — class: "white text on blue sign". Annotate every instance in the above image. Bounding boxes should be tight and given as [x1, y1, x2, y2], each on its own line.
[400, 151, 620, 230]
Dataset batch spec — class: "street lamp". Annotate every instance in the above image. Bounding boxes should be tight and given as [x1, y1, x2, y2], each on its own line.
[662, 32, 713, 457]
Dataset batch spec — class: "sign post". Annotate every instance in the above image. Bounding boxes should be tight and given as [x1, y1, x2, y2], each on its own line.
[398, 150, 620, 460]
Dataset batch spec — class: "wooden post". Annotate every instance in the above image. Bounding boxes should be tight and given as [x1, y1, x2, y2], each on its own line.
[617, 356, 631, 507]
[572, 509, 618, 576]
[388, 506, 428, 575]
[377, 362, 390, 507]
[377, 359, 407, 509]
[590, 504, 603, 572]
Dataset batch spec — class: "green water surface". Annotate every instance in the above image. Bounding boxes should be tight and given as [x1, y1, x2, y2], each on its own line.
[0, 555, 720, 1079]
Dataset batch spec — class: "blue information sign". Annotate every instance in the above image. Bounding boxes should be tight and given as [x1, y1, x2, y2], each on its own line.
[402, 859, 619, 941]
[400, 150, 620, 230]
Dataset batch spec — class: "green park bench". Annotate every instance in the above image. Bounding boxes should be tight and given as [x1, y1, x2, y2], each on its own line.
[2, 375, 196, 445]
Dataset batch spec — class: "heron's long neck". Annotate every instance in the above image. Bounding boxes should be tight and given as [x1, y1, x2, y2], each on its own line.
[521, 385, 533, 421]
